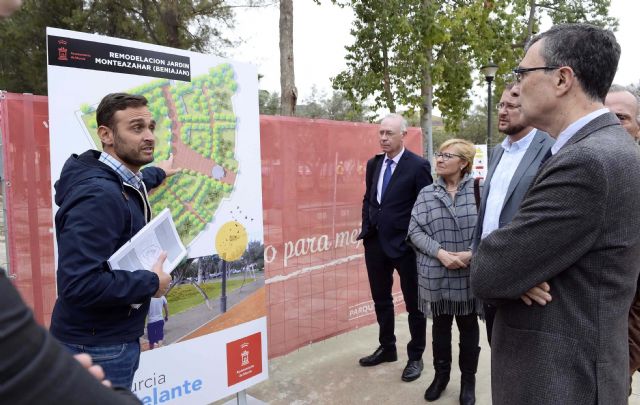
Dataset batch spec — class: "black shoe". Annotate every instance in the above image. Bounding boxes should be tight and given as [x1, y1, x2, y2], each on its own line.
[458, 345, 480, 405]
[424, 370, 450, 401]
[401, 359, 423, 382]
[359, 346, 398, 367]
[459, 374, 476, 405]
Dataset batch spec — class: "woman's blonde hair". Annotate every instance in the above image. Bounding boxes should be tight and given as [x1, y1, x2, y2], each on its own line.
[438, 138, 476, 176]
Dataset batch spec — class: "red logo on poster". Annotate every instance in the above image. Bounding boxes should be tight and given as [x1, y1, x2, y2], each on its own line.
[57, 40, 68, 61]
[226, 332, 262, 386]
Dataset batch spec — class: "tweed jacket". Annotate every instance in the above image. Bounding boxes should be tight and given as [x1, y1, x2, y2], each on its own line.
[407, 174, 480, 316]
[471, 112, 640, 405]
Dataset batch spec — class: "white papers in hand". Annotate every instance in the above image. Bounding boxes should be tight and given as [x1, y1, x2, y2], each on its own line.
[108, 208, 186, 275]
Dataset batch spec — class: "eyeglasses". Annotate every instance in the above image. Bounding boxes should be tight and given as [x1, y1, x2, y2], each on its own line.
[496, 102, 521, 111]
[434, 152, 464, 161]
[512, 66, 561, 83]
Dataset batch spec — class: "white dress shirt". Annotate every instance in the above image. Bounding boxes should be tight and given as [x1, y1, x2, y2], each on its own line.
[376, 147, 405, 203]
[481, 129, 536, 239]
[551, 108, 609, 155]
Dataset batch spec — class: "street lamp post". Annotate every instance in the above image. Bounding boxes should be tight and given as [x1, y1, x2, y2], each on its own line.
[481, 63, 499, 161]
[220, 259, 227, 312]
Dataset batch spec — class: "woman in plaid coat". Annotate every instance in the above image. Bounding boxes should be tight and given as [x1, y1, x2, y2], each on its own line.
[407, 139, 481, 405]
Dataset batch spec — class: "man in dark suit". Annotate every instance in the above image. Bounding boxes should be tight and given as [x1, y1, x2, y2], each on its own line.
[357, 113, 432, 382]
[471, 24, 640, 404]
[471, 83, 553, 345]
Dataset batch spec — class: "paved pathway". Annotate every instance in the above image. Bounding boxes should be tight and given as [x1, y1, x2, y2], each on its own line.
[214, 312, 640, 405]
[143, 273, 264, 345]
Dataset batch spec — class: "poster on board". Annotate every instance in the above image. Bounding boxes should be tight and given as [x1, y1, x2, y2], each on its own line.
[46, 27, 267, 404]
[472, 144, 488, 179]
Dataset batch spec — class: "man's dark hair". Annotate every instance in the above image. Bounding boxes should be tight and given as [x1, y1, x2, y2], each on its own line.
[526, 23, 620, 102]
[96, 93, 148, 130]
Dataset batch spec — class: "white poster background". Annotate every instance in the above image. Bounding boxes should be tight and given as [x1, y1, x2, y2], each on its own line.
[46, 28, 267, 403]
[46, 27, 264, 257]
[472, 144, 488, 179]
[132, 318, 268, 405]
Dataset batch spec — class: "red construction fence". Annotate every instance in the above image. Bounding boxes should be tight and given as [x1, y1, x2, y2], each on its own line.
[0, 93, 423, 357]
[0, 93, 56, 326]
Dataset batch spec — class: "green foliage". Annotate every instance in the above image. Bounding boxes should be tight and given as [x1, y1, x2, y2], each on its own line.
[0, 0, 83, 94]
[0, 0, 236, 94]
[330, 0, 521, 132]
[260, 86, 371, 122]
[242, 240, 264, 270]
[167, 278, 245, 315]
[79, 77, 173, 152]
[121, 65, 239, 245]
[172, 64, 237, 163]
[326, 0, 616, 134]
[322, 89, 371, 122]
[80, 103, 94, 114]
[258, 90, 280, 115]
[451, 103, 499, 148]
[150, 169, 232, 245]
[510, 0, 617, 37]
[405, 110, 449, 148]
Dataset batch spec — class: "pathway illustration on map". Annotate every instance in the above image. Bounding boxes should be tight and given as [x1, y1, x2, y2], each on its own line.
[77, 63, 239, 246]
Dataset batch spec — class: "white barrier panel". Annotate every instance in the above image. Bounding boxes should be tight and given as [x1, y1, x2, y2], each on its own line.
[133, 317, 268, 404]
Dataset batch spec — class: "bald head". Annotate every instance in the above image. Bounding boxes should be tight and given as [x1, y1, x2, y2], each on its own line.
[605, 87, 640, 140]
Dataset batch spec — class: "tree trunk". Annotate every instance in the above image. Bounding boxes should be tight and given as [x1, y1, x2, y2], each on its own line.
[197, 260, 203, 284]
[526, 0, 537, 44]
[382, 45, 396, 113]
[420, 0, 434, 162]
[279, 0, 296, 116]
[160, 0, 180, 48]
[420, 48, 433, 161]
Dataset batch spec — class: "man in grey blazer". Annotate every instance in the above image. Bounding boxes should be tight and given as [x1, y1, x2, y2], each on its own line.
[471, 23, 640, 404]
[471, 83, 553, 345]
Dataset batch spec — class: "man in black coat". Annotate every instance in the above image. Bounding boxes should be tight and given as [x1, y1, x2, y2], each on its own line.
[51, 93, 175, 389]
[0, 1, 140, 403]
[357, 113, 433, 382]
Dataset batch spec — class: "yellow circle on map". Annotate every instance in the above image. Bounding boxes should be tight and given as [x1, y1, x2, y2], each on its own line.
[215, 221, 248, 262]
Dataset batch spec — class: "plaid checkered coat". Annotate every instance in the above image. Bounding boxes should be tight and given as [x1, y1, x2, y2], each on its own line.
[407, 174, 481, 317]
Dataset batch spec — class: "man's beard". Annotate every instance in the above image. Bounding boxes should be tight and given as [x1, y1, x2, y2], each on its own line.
[113, 129, 154, 169]
[502, 123, 527, 136]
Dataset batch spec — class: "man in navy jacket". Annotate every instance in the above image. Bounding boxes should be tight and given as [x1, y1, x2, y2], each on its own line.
[357, 113, 433, 382]
[51, 93, 176, 389]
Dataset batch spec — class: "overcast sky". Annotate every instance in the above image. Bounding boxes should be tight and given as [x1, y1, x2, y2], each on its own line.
[231, 0, 639, 105]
